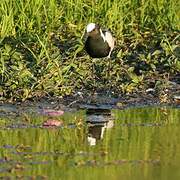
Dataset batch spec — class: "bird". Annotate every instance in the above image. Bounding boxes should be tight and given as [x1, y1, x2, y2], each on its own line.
[85, 23, 115, 58]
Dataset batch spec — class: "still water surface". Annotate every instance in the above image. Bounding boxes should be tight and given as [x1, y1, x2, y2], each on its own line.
[0, 106, 180, 179]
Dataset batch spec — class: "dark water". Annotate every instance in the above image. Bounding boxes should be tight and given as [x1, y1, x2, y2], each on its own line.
[0, 106, 180, 179]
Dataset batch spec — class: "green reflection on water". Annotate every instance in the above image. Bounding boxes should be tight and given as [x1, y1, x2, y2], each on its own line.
[0, 107, 180, 180]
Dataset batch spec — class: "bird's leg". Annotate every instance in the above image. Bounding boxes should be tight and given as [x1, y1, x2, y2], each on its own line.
[105, 57, 111, 84]
[103, 56, 112, 95]
[92, 58, 97, 90]
[106, 50, 113, 89]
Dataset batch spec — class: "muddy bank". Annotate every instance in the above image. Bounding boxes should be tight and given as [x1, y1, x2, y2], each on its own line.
[0, 81, 180, 117]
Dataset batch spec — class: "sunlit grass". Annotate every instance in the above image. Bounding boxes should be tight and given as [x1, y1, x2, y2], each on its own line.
[0, 0, 179, 101]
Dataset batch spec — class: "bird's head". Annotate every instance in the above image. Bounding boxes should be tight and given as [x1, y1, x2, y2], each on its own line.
[86, 23, 100, 37]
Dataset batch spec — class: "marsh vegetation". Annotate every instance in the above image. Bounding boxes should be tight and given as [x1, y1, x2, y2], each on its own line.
[0, 0, 179, 101]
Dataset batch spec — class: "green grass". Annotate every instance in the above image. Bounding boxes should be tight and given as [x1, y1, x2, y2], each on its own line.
[0, 0, 180, 101]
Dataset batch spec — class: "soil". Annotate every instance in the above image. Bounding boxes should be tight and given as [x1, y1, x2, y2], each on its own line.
[0, 81, 180, 117]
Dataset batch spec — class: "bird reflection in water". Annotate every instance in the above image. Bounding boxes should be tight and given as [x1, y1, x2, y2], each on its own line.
[86, 110, 114, 146]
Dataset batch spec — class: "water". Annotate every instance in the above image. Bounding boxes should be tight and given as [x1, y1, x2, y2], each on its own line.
[0, 106, 180, 179]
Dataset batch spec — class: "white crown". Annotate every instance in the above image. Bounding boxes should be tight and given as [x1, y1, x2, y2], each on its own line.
[86, 23, 96, 33]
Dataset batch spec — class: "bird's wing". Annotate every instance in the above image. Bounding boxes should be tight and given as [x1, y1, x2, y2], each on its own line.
[82, 31, 88, 43]
[104, 31, 115, 50]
